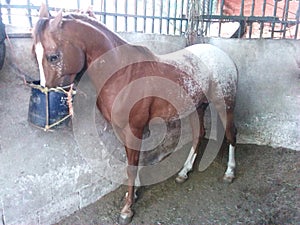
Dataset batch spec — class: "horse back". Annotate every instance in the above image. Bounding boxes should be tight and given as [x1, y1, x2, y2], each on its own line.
[160, 44, 238, 103]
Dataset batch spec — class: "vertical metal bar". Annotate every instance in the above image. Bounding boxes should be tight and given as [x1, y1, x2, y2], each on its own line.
[27, 0, 32, 28]
[152, 0, 155, 33]
[125, 0, 128, 32]
[205, 0, 209, 36]
[102, 0, 106, 24]
[91, 0, 94, 6]
[219, 0, 225, 37]
[167, 0, 171, 34]
[7, 0, 11, 24]
[143, 0, 147, 33]
[206, 0, 214, 36]
[114, 0, 117, 31]
[259, 0, 267, 38]
[271, 0, 278, 38]
[249, 0, 256, 38]
[240, 0, 244, 16]
[159, 0, 163, 34]
[200, 0, 205, 37]
[77, 0, 80, 10]
[294, 0, 300, 39]
[180, 0, 184, 34]
[134, 0, 137, 32]
[282, 0, 290, 38]
[174, 0, 178, 35]
[238, 0, 245, 38]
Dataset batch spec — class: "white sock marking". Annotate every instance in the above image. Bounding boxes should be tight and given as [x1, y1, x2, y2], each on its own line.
[35, 42, 46, 87]
[178, 146, 197, 179]
[225, 144, 236, 177]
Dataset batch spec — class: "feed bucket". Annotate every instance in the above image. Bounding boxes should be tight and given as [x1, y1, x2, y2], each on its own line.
[27, 81, 76, 130]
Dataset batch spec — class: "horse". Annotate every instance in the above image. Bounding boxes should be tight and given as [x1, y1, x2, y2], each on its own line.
[32, 4, 238, 224]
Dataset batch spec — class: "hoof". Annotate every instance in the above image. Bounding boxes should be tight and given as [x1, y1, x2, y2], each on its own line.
[223, 174, 234, 183]
[119, 211, 134, 225]
[175, 175, 188, 183]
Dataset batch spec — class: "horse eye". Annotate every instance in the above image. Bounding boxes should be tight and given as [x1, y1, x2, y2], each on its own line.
[47, 53, 60, 63]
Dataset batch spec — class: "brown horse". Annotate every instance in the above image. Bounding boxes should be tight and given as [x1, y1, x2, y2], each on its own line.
[32, 4, 238, 224]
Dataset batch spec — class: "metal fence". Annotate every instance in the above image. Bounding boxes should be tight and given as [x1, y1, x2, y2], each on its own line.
[0, 0, 299, 39]
[193, 0, 300, 39]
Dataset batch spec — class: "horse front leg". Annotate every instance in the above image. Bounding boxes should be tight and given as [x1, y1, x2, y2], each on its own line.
[119, 127, 142, 224]
[222, 109, 237, 183]
[176, 106, 207, 183]
[214, 106, 237, 183]
[223, 144, 236, 182]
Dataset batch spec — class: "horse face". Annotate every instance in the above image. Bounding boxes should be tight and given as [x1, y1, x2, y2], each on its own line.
[34, 38, 85, 87]
[33, 10, 85, 87]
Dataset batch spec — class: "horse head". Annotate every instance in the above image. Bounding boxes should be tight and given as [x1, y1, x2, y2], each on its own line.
[32, 4, 86, 87]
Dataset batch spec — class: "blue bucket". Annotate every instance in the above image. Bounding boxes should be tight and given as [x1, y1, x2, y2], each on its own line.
[28, 81, 75, 130]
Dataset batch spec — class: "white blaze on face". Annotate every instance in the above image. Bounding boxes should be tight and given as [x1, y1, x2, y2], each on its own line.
[35, 42, 46, 87]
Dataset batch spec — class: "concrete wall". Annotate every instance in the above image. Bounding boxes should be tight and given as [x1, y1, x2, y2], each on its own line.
[0, 31, 299, 224]
[209, 38, 300, 150]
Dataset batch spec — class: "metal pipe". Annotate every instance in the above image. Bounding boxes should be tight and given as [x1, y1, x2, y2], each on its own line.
[249, 0, 256, 38]
[134, 0, 137, 32]
[219, 0, 225, 37]
[143, 0, 147, 33]
[159, 0, 163, 34]
[282, 0, 290, 38]
[259, 0, 267, 38]
[294, 0, 300, 39]
[114, 0, 117, 31]
[152, 0, 155, 33]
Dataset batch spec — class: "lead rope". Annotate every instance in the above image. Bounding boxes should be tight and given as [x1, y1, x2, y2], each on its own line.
[67, 84, 74, 116]
[45, 88, 50, 131]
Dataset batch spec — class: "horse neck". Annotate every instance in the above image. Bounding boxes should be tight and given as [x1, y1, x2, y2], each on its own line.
[64, 19, 128, 64]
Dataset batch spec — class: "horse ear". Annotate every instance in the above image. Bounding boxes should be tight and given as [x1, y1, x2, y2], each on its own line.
[49, 10, 63, 32]
[39, 2, 50, 18]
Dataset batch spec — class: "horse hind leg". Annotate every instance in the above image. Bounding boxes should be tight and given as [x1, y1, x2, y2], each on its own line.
[119, 125, 143, 224]
[175, 104, 208, 183]
[119, 147, 139, 225]
[214, 103, 237, 183]
[223, 109, 237, 183]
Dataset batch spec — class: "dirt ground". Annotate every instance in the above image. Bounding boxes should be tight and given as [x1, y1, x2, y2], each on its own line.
[57, 143, 299, 225]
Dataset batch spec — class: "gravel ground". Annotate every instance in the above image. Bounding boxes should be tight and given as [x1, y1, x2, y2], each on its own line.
[57, 143, 299, 225]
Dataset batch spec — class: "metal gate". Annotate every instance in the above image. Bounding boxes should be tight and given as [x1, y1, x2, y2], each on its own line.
[188, 0, 300, 39]
[0, 0, 299, 39]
